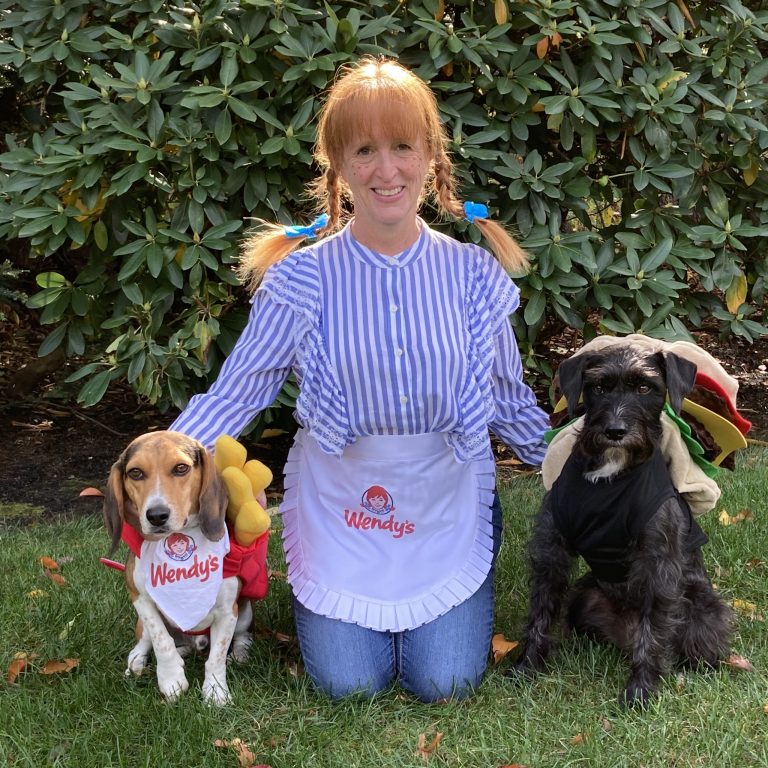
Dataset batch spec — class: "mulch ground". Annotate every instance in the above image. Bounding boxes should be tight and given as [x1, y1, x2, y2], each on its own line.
[1, 316, 765, 525]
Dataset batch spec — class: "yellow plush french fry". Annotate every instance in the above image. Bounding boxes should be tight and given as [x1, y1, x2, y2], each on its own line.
[221, 466, 253, 522]
[234, 500, 270, 545]
[242, 459, 273, 493]
[214, 435, 247, 474]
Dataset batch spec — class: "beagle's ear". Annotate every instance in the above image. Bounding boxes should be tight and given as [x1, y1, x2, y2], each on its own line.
[557, 353, 593, 419]
[198, 447, 227, 542]
[103, 459, 126, 554]
[662, 351, 697, 415]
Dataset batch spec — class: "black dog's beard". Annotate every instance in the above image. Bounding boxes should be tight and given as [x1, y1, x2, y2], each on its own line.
[576, 414, 661, 481]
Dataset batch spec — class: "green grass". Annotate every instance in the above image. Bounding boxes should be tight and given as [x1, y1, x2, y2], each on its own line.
[2, 448, 767, 768]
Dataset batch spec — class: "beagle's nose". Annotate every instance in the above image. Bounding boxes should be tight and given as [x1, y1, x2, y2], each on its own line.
[146, 505, 170, 527]
[605, 426, 627, 442]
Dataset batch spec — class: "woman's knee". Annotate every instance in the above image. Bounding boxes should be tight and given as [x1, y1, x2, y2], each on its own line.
[401, 669, 483, 703]
[305, 665, 393, 701]
[293, 599, 396, 700]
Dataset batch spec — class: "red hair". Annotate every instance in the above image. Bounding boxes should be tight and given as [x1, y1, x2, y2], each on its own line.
[364, 485, 389, 501]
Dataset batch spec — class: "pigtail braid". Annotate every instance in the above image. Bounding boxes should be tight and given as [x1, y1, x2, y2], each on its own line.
[433, 153, 464, 219]
[323, 167, 345, 231]
[434, 152, 529, 274]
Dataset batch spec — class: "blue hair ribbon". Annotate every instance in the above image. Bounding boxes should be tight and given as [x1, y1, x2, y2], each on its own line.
[284, 213, 329, 239]
[463, 201, 488, 223]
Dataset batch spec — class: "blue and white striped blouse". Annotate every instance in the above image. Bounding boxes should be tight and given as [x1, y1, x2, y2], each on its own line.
[171, 221, 549, 465]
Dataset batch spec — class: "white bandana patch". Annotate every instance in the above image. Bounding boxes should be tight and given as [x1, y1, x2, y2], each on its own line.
[139, 527, 229, 631]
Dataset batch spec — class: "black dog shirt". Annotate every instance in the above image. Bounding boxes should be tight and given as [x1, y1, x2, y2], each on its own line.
[550, 448, 708, 582]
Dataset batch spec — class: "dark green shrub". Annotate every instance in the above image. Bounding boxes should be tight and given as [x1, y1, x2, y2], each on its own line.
[1, 0, 766, 416]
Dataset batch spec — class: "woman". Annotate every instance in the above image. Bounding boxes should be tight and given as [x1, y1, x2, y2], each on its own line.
[171, 57, 549, 702]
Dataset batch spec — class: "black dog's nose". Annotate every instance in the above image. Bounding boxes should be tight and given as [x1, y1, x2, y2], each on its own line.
[146, 505, 170, 527]
[605, 427, 627, 441]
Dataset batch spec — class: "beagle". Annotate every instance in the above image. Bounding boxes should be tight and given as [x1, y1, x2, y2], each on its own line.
[103, 430, 265, 705]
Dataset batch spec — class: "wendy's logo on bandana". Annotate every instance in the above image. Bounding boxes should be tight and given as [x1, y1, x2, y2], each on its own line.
[163, 532, 197, 562]
[361, 485, 394, 516]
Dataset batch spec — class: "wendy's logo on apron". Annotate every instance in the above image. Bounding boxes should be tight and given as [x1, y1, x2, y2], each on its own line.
[361, 485, 394, 515]
[343, 484, 415, 539]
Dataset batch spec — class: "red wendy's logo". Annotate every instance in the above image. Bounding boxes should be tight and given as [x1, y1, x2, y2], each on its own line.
[361, 485, 394, 516]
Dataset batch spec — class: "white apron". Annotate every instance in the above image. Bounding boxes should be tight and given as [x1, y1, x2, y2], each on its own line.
[138, 527, 229, 631]
[281, 430, 496, 632]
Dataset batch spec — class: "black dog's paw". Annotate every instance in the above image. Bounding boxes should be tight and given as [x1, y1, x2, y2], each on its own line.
[504, 644, 550, 680]
[505, 658, 539, 680]
[619, 679, 654, 708]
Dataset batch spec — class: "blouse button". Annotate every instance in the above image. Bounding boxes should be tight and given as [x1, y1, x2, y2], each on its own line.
[390, 304, 398, 312]
[400, 395, 408, 405]
[395, 348, 403, 357]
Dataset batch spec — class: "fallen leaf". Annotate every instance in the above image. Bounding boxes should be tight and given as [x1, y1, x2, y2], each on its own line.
[79, 487, 105, 497]
[497, 458, 523, 467]
[763, 701, 768, 714]
[7, 652, 35, 684]
[745, 558, 764, 570]
[570, 733, 588, 746]
[416, 731, 444, 760]
[45, 571, 67, 586]
[26, 589, 47, 599]
[47, 742, 71, 762]
[213, 738, 270, 768]
[731, 599, 764, 620]
[500, 764, 528, 768]
[59, 618, 76, 641]
[723, 654, 754, 673]
[40, 658, 79, 675]
[287, 660, 304, 678]
[39, 556, 60, 570]
[600, 718, 613, 732]
[719, 508, 753, 526]
[492, 633, 519, 664]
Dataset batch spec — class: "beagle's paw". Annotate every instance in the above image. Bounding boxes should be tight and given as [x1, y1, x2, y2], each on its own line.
[126, 646, 150, 676]
[203, 678, 232, 706]
[156, 658, 189, 702]
[228, 632, 253, 665]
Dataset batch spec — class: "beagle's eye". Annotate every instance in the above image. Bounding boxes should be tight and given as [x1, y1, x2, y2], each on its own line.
[591, 384, 604, 395]
[172, 463, 191, 476]
[637, 383, 651, 394]
[126, 468, 144, 481]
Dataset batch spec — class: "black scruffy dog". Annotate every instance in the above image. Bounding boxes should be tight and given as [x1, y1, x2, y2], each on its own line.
[511, 346, 733, 706]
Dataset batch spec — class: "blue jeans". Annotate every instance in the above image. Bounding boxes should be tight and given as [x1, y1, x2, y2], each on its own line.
[293, 492, 503, 702]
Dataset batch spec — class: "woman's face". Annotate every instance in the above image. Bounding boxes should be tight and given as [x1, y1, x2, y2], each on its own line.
[340, 128, 429, 252]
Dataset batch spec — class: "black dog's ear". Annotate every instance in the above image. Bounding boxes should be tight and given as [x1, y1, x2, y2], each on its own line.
[557, 353, 594, 419]
[661, 351, 697, 414]
[198, 447, 227, 542]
